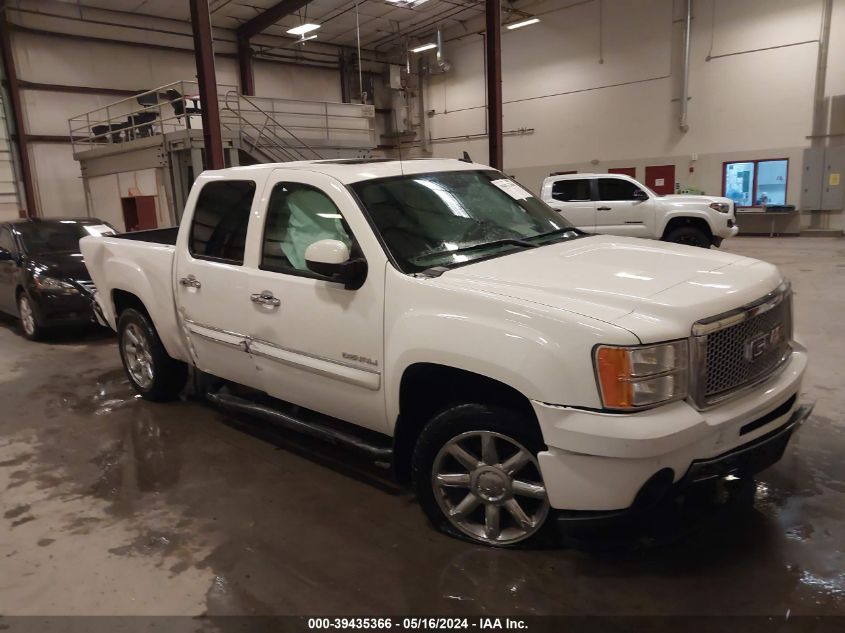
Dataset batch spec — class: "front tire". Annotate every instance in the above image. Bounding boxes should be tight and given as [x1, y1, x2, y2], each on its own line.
[17, 293, 43, 341]
[117, 308, 187, 401]
[412, 404, 552, 547]
[664, 225, 711, 248]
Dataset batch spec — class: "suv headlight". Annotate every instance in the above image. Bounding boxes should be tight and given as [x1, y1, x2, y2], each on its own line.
[33, 275, 79, 294]
[709, 202, 730, 213]
[594, 341, 688, 410]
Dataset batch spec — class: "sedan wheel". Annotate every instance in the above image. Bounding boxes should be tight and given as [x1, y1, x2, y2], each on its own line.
[121, 322, 154, 390]
[431, 430, 549, 545]
[18, 294, 39, 339]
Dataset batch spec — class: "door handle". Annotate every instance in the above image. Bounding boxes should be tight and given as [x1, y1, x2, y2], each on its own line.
[179, 275, 201, 289]
[250, 291, 280, 307]
[597, 206, 612, 211]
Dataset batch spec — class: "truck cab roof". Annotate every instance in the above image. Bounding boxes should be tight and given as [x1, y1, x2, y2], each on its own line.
[212, 158, 492, 185]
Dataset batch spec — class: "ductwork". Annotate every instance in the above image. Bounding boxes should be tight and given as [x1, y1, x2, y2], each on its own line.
[435, 28, 451, 73]
[679, 0, 692, 132]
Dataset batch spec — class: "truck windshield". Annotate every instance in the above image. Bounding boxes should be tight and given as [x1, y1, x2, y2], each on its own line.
[350, 170, 581, 273]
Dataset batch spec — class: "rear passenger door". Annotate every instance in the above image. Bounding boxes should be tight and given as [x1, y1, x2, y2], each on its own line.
[594, 177, 652, 238]
[174, 178, 263, 387]
[543, 178, 595, 231]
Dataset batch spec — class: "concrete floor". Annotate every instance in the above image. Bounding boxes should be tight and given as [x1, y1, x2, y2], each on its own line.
[0, 236, 843, 616]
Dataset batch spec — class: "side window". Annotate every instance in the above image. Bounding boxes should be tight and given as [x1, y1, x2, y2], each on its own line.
[0, 227, 16, 254]
[189, 180, 256, 264]
[260, 182, 353, 275]
[551, 179, 592, 202]
[598, 178, 643, 201]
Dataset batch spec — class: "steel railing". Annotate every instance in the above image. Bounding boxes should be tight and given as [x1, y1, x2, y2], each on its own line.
[69, 80, 376, 162]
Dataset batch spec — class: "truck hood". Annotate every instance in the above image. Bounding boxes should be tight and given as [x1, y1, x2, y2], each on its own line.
[436, 235, 781, 336]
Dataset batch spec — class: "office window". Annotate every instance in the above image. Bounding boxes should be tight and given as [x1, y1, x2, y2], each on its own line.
[189, 180, 256, 264]
[723, 159, 788, 207]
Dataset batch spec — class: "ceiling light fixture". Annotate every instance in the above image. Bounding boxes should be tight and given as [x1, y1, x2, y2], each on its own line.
[506, 17, 540, 30]
[411, 42, 437, 53]
[287, 23, 320, 35]
[297, 34, 318, 43]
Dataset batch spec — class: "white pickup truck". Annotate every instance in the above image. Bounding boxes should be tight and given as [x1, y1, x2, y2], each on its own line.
[540, 173, 739, 248]
[81, 159, 810, 547]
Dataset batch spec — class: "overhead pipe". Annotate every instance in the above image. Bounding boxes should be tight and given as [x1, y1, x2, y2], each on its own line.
[811, 0, 833, 147]
[435, 28, 451, 72]
[679, 0, 692, 132]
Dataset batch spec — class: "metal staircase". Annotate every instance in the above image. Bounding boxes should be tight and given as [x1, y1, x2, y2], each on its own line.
[221, 91, 323, 163]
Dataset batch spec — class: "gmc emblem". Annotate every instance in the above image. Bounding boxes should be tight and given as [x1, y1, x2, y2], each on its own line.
[744, 324, 783, 361]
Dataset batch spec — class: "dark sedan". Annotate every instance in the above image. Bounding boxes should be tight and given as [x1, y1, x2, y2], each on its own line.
[0, 218, 117, 340]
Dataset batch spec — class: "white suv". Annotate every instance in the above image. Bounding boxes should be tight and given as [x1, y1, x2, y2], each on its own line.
[540, 173, 739, 247]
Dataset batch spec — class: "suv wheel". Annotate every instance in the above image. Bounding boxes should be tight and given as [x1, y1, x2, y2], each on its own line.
[665, 225, 711, 248]
[412, 404, 552, 547]
[18, 293, 43, 341]
[118, 308, 188, 401]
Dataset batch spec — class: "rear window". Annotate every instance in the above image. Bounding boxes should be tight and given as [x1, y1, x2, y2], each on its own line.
[551, 179, 592, 202]
[189, 180, 256, 264]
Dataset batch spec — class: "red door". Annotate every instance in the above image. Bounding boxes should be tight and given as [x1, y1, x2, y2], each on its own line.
[121, 196, 159, 232]
[609, 167, 636, 178]
[644, 165, 675, 195]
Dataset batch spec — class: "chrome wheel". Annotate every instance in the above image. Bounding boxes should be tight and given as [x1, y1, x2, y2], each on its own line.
[18, 295, 36, 337]
[432, 431, 549, 545]
[122, 322, 154, 389]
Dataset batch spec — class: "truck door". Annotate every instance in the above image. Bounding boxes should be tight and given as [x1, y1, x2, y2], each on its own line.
[543, 177, 596, 231]
[246, 169, 388, 433]
[594, 177, 652, 238]
[173, 178, 262, 386]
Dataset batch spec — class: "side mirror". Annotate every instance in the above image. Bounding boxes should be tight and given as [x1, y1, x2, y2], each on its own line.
[0, 248, 12, 261]
[632, 189, 648, 201]
[304, 239, 368, 290]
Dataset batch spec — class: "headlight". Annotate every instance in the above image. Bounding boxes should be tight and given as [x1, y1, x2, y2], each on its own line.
[709, 202, 730, 213]
[33, 275, 79, 294]
[594, 341, 688, 410]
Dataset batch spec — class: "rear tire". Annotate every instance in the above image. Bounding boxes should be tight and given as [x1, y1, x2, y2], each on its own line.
[412, 404, 554, 547]
[664, 225, 711, 248]
[17, 293, 43, 341]
[117, 308, 187, 401]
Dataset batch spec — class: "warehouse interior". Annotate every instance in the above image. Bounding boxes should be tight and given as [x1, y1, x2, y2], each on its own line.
[1, 0, 845, 626]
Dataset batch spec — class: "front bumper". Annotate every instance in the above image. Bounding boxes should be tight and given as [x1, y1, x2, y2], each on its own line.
[532, 346, 808, 512]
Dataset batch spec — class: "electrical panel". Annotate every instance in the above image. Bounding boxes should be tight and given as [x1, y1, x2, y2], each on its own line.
[821, 145, 845, 211]
[801, 146, 845, 211]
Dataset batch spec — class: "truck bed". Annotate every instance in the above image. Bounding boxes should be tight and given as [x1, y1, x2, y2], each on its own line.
[80, 232, 190, 364]
[113, 227, 179, 245]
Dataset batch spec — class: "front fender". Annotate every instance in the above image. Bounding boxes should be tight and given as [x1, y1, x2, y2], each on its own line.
[657, 207, 722, 238]
[383, 270, 639, 430]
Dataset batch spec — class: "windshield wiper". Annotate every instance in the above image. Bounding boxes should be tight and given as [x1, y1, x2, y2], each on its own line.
[447, 238, 538, 255]
[526, 227, 582, 243]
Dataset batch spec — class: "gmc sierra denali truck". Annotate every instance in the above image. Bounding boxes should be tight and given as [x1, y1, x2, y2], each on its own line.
[540, 172, 739, 248]
[80, 159, 811, 547]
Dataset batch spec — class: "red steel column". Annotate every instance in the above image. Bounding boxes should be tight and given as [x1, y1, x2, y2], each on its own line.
[237, 36, 255, 96]
[0, 14, 38, 217]
[189, 0, 225, 170]
[485, 0, 503, 170]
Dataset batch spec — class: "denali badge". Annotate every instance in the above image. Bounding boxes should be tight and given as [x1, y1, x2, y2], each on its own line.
[744, 324, 783, 362]
[342, 352, 379, 367]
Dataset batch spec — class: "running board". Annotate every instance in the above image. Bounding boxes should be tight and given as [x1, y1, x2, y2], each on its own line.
[206, 392, 393, 464]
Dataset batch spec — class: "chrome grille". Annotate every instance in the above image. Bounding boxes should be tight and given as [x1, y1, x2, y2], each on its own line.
[691, 282, 792, 408]
[76, 280, 96, 295]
